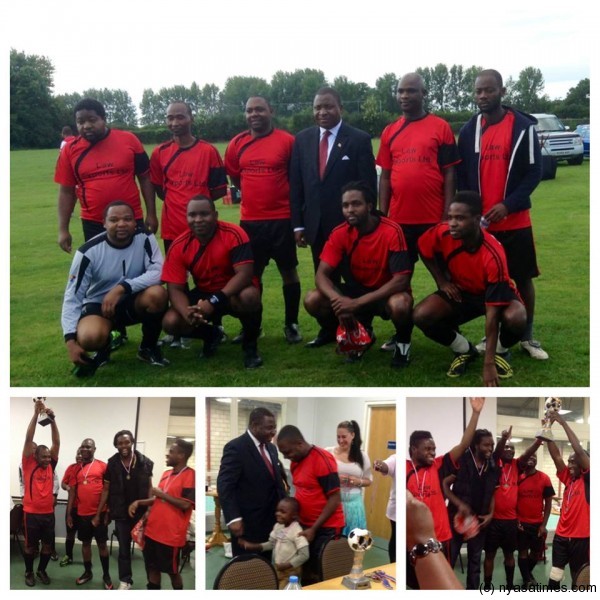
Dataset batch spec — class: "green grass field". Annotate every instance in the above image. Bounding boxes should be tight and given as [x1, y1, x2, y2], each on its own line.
[10, 146, 589, 387]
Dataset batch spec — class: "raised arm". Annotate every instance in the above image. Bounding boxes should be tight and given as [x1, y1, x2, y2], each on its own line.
[23, 401, 45, 458]
[550, 412, 590, 472]
[517, 438, 543, 469]
[48, 407, 60, 461]
[545, 440, 566, 473]
[493, 425, 512, 462]
[448, 397, 485, 462]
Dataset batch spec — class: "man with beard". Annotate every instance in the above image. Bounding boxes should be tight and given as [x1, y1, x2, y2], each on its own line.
[406, 397, 484, 589]
[303, 181, 413, 367]
[21, 400, 60, 587]
[516, 452, 555, 585]
[161, 195, 263, 368]
[546, 412, 589, 589]
[128, 438, 195, 590]
[457, 69, 546, 360]
[443, 429, 499, 590]
[66, 438, 112, 589]
[225, 96, 301, 344]
[94, 430, 154, 589]
[413, 191, 527, 386]
[483, 431, 543, 590]
[217, 407, 287, 557]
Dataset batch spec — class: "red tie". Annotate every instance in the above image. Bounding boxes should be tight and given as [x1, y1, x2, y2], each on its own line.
[319, 130, 330, 179]
[259, 443, 275, 478]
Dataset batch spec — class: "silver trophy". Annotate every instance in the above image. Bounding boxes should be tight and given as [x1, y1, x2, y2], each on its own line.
[342, 528, 373, 590]
[535, 397, 562, 442]
[33, 397, 54, 427]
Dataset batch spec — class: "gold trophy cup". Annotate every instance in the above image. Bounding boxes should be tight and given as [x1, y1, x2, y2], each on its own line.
[535, 397, 562, 442]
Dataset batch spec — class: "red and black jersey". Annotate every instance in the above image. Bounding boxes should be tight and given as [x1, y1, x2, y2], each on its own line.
[479, 111, 531, 232]
[320, 217, 412, 289]
[555, 467, 590, 538]
[418, 223, 521, 304]
[62, 463, 80, 508]
[517, 469, 555, 524]
[54, 129, 148, 223]
[376, 114, 460, 225]
[161, 222, 253, 293]
[225, 129, 295, 221]
[493, 458, 520, 520]
[406, 454, 458, 543]
[22, 454, 57, 514]
[144, 467, 195, 548]
[150, 139, 227, 241]
[291, 446, 345, 529]
[68, 459, 107, 517]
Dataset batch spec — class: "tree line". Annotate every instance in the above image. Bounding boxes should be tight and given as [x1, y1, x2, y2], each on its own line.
[10, 49, 590, 150]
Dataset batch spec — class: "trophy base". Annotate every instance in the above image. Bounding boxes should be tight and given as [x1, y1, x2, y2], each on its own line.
[535, 429, 554, 442]
[342, 575, 371, 590]
[38, 415, 54, 427]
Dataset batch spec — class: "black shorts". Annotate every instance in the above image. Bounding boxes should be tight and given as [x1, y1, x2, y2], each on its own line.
[76, 514, 108, 544]
[143, 536, 182, 575]
[339, 282, 390, 321]
[484, 518, 518, 553]
[517, 521, 545, 554]
[24, 512, 55, 547]
[81, 292, 143, 329]
[552, 534, 589, 576]
[401, 223, 436, 265]
[491, 227, 540, 283]
[81, 218, 145, 242]
[240, 219, 298, 274]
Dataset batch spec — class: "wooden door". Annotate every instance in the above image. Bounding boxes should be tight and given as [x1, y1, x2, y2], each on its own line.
[364, 404, 396, 539]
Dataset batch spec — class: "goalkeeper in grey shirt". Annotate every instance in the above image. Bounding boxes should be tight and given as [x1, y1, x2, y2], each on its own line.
[61, 200, 169, 376]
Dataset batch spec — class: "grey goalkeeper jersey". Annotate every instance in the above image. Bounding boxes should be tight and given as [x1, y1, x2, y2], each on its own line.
[61, 229, 164, 338]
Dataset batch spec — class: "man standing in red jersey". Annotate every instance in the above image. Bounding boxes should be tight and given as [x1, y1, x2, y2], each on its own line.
[66, 438, 112, 589]
[128, 438, 195, 590]
[225, 96, 302, 344]
[21, 400, 60, 587]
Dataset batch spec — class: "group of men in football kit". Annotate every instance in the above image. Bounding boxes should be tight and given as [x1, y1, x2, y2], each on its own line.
[57, 68, 548, 384]
[20, 399, 195, 590]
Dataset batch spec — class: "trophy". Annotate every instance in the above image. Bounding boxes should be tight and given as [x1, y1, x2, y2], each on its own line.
[342, 528, 373, 590]
[33, 397, 54, 427]
[535, 397, 562, 442]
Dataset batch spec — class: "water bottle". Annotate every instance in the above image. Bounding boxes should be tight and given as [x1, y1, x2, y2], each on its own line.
[283, 575, 302, 590]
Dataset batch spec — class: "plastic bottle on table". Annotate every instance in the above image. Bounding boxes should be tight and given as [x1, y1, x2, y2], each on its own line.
[283, 575, 302, 590]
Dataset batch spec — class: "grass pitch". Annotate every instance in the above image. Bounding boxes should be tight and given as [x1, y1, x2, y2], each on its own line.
[10, 147, 589, 387]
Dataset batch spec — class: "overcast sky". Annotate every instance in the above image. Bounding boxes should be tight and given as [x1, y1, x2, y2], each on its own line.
[5, 0, 591, 109]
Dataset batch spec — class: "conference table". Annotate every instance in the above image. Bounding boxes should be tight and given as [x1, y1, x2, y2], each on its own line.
[304, 563, 396, 590]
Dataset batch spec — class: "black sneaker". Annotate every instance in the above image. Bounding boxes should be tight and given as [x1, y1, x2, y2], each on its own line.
[72, 346, 111, 377]
[110, 330, 127, 351]
[283, 323, 302, 344]
[391, 342, 411, 368]
[103, 574, 114, 590]
[447, 343, 478, 377]
[380, 334, 398, 352]
[243, 343, 264, 369]
[201, 325, 225, 358]
[25, 572, 35, 587]
[36, 570, 51, 585]
[76, 570, 93, 585]
[50, 551, 59, 561]
[137, 345, 170, 367]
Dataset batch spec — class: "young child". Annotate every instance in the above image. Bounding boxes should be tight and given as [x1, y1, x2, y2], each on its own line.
[240, 497, 309, 588]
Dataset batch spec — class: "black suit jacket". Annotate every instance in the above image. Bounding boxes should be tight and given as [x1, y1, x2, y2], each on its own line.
[216, 432, 287, 543]
[289, 121, 377, 245]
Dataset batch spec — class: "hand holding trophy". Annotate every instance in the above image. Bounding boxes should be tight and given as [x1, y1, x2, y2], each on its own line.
[535, 397, 562, 442]
[33, 397, 55, 427]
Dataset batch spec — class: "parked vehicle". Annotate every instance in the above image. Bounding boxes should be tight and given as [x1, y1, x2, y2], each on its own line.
[575, 124, 590, 158]
[532, 113, 584, 168]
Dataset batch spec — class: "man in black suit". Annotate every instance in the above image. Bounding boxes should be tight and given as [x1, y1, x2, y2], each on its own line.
[290, 87, 377, 347]
[217, 407, 287, 557]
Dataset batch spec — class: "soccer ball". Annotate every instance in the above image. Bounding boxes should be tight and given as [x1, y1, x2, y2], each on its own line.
[545, 397, 562, 413]
[347, 528, 373, 552]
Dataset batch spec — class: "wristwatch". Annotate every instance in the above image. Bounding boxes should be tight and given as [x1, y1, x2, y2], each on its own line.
[409, 538, 443, 564]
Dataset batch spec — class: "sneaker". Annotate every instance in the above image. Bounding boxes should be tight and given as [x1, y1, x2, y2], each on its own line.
[76, 571, 93, 585]
[201, 325, 225, 358]
[137, 345, 170, 367]
[157, 334, 174, 347]
[380, 334, 398, 352]
[118, 581, 132, 590]
[110, 330, 126, 351]
[495, 353, 514, 379]
[51, 551, 59, 561]
[25, 572, 35, 587]
[243, 343, 264, 369]
[72, 347, 111, 377]
[447, 343, 478, 377]
[520, 339, 549, 360]
[475, 337, 487, 354]
[103, 575, 114, 590]
[391, 342, 411, 368]
[283, 323, 303, 344]
[59, 555, 73, 567]
[217, 325, 228, 343]
[36, 570, 51, 585]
